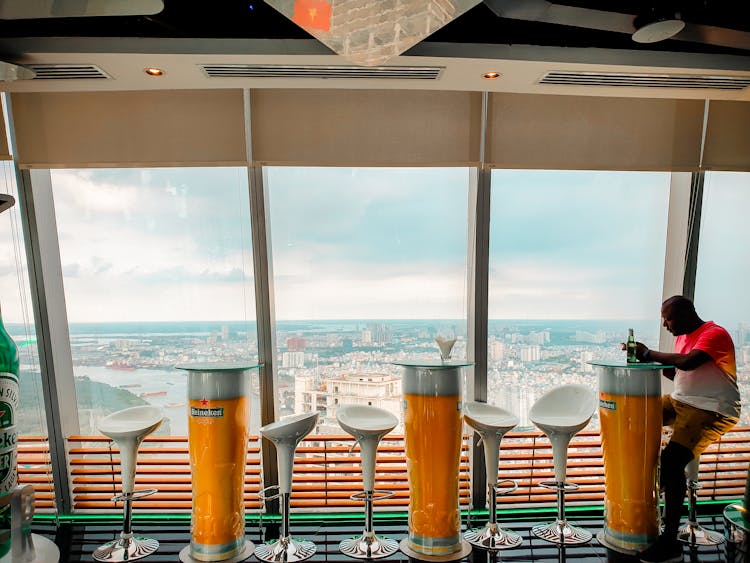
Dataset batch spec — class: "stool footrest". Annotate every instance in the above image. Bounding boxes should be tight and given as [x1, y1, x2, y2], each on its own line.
[538, 480, 579, 492]
[349, 490, 394, 502]
[259, 485, 281, 501]
[493, 480, 518, 497]
[112, 489, 157, 503]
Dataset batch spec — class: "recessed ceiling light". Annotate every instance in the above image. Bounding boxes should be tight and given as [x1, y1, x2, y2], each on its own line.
[145, 67, 164, 76]
[482, 71, 501, 80]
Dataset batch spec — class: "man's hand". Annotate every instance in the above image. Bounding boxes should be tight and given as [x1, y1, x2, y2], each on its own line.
[635, 342, 650, 361]
[619, 341, 651, 361]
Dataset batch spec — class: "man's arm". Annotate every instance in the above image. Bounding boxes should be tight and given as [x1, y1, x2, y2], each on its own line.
[636, 342, 712, 371]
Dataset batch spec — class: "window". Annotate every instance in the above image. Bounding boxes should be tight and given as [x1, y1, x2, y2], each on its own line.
[50, 168, 259, 436]
[488, 170, 670, 428]
[266, 166, 470, 434]
[695, 171, 750, 426]
[0, 161, 53, 510]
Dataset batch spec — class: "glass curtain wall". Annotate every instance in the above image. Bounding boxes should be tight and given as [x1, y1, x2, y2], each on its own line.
[48, 168, 259, 436]
[265, 167, 470, 434]
[0, 161, 53, 509]
[487, 170, 671, 429]
[694, 171, 750, 426]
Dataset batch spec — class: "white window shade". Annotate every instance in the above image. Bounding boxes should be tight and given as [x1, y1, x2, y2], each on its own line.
[11, 90, 247, 168]
[487, 93, 705, 171]
[250, 89, 482, 166]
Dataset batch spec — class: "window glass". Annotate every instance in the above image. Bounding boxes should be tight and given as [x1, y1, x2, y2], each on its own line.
[50, 168, 259, 435]
[488, 170, 670, 428]
[266, 167, 470, 434]
[695, 171, 750, 425]
[0, 161, 52, 510]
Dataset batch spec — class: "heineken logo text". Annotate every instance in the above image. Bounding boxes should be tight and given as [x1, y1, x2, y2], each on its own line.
[599, 399, 616, 411]
[191, 407, 224, 418]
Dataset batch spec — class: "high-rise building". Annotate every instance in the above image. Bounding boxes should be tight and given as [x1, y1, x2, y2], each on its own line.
[520, 345, 541, 363]
[287, 336, 306, 351]
[579, 350, 594, 372]
[489, 339, 505, 362]
[367, 323, 392, 345]
[321, 372, 401, 433]
[282, 351, 305, 368]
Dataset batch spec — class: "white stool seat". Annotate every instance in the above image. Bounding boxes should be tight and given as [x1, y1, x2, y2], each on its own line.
[336, 405, 399, 559]
[463, 402, 522, 551]
[685, 459, 700, 482]
[463, 402, 518, 435]
[529, 384, 596, 545]
[337, 405, 398, 438]
[261, 411, 319, 444]
[256, 412, 319, 563]
[99, 405, 164, 441]
[529, 385, 596, 436]
[93, 406, 164, 562]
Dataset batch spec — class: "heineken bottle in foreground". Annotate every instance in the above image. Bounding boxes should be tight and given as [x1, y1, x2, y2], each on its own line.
[0, 302, 19, 558]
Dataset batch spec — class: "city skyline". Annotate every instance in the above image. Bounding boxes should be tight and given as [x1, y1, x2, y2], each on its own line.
[12, 315, 750, 437]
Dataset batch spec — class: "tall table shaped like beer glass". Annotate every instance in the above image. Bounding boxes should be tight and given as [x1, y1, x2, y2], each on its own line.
[590, 361, 666, 555]
[394, 360, 473, 561]
[177, 363, 260, 563]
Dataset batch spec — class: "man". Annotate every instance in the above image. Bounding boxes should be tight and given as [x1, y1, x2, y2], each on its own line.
[633, 296, 740, 563]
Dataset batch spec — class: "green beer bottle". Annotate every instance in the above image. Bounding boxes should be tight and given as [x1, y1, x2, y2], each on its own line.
[626, 328, 637, 364]
[0, 302, 19, 558]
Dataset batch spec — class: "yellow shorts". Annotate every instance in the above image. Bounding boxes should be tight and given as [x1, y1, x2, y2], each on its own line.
[662, 394, 738, 458]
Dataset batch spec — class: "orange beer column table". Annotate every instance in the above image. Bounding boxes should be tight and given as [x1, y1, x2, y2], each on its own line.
[589, 361, 669, 555]
[394, 360, 473, 562]
[177, 363, 261, 563]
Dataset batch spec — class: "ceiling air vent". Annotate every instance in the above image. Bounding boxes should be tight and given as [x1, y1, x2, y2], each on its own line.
[26, 64, 110, 80]
[540, 71, 750, 90]
[200, 64, 443, 80]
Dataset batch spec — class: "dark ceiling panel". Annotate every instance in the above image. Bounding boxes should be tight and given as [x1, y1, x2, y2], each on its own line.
[0, 0, 748, 55]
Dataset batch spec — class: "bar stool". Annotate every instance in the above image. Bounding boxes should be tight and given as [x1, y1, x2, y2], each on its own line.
[336, 404, 400, 559]
[677, 458, 725, 546]
[255, 412, 319, 563]
[529, 384, 596, 545]
[463, 401, 522, 550]
[93, 406, 164, 562]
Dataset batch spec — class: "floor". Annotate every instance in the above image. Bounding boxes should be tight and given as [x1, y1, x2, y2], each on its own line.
[33, 513, 741, 563]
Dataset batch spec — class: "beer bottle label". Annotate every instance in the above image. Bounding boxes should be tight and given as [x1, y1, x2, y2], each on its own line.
[0, 373, 19, 495]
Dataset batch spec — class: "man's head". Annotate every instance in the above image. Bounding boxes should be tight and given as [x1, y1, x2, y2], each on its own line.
[661, 295, 702, 336]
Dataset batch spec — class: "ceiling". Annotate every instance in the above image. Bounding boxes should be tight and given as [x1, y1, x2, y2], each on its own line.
[1, 0, 750, 55]
[0, 1, 748, 99]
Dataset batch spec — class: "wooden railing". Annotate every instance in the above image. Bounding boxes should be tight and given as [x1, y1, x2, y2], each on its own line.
[17, 436, 55, 511]
[18, 426, 750, 514]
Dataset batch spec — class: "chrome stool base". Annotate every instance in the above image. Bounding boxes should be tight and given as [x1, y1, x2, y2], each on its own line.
[465, 523, 523, 550]
[339, 489, 396, 560]
[678, 522, 725, 546]
[255, 537, 317, 563]
[94, 489, 160, 562]
[340, 533, 400, 559]
[532, 521, 592, 545]
[93, 535, 160, 562]
[677, 476, 725, 547]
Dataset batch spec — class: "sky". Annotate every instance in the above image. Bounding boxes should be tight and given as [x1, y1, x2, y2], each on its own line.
[695, 171, 750, 331]
[0, 165, 747, 328]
